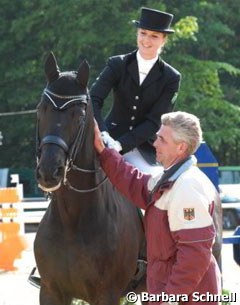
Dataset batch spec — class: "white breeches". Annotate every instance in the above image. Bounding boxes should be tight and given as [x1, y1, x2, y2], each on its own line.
[123, 148, 163, 177]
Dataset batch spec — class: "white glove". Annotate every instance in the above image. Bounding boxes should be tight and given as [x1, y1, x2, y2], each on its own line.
[101, 131, 122, 152]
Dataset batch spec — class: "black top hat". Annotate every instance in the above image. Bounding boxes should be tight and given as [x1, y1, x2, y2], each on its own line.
[132, 7, 175, 34]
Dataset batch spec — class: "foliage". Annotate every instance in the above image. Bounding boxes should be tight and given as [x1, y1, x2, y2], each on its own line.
[0, 0, 240, 171]
[222, 289, 231, 305]
[173, 54, 240, 165]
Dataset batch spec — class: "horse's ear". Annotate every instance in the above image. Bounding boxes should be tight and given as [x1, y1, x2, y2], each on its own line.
[45, 52, 60, 82]
[76, 60, 89, 88]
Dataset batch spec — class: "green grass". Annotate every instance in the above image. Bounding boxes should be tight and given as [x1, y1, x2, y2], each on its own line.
[222, 289, 231, 305]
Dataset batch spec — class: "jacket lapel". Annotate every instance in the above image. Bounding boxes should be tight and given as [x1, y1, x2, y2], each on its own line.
[141, 58, 163, 88]
[126, 52, 164, 87]
[127, 56, 139, 86]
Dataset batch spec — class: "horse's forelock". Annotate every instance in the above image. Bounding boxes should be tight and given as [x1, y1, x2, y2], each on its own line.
[47, 71, 87, 97]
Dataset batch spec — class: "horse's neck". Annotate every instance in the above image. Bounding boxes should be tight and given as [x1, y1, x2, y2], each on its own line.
[74, 134, 99, 173]
[53, 164, 106, 228]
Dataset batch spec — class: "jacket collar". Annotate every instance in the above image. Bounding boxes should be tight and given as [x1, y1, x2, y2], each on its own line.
[148, 156, 197, 203]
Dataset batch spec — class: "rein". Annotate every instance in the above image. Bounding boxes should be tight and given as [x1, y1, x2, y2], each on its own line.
[37, 88, 107, 193]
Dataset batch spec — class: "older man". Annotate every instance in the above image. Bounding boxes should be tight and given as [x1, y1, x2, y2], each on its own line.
[94, 111, 221, 305]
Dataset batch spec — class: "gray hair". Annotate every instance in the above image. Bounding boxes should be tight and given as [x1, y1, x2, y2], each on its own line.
[161, 111, 203, 155]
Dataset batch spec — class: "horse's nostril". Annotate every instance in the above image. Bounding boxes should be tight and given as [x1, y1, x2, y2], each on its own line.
[53, 166, 64, 179]
[36, 163, 64, 187]
[36, 166, 44, 180]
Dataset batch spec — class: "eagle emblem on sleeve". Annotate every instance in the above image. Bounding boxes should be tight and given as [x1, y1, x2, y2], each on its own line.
[183, 208, 195, 221]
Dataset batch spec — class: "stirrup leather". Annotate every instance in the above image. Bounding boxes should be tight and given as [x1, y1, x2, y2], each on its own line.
[28, 267, 41, 289]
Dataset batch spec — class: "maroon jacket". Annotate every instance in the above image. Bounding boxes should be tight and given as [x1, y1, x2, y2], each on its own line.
[99, 148, 221, 305]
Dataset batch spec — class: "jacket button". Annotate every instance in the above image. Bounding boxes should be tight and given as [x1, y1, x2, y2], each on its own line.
[135, 96, 139, 100]
[133, 106, 137, 110]
[131, 116, 135, 120]
[129, 126, 133, 130]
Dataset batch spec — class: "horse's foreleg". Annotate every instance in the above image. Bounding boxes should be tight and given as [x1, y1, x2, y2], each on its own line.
[40, 285, 72, 305]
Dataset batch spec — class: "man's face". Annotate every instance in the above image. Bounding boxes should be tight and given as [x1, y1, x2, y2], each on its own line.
[137, 28, 166, 59]
[153, 125, 185, 169]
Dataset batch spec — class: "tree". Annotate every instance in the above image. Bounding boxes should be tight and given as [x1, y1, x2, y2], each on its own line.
[0, 0, 142, 167]
[162, 0, 240, 165]
[0, 0, 239, 168]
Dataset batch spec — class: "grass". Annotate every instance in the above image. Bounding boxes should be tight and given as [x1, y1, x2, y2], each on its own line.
[222, 289, 231, 305]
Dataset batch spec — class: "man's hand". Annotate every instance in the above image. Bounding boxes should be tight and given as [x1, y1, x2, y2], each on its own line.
[94, 121, 106, 154]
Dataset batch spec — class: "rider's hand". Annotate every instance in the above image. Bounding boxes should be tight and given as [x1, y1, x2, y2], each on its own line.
[100, 131, 122, 152]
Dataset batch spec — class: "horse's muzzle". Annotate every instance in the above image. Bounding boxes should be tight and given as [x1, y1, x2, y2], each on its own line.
[36, 163, 65, 191]
[36, 147, 66, 191]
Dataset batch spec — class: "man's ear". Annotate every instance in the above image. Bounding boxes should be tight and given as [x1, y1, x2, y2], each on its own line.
[178, 142, 188, 155]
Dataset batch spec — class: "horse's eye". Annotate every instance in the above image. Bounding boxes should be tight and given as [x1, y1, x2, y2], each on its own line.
[73, 108, 85, 119]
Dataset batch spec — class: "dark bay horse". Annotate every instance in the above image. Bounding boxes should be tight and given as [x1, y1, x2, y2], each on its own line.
[34, 52, 146, 305]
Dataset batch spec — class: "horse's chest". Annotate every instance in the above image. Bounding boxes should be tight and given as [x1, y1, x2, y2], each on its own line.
[35, 224, 114, 270]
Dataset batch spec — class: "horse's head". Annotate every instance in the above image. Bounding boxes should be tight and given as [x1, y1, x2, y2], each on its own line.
[36, 52, 90, 192]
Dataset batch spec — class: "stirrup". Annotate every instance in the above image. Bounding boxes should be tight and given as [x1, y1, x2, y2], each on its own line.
[124, 259, 147, 292]
[28, 267, 41, 289]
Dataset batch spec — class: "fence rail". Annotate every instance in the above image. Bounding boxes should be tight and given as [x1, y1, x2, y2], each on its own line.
[222, 226, 240, 266]
[22, 198, 49, 225]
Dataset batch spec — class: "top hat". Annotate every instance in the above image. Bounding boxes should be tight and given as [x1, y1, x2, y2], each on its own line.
[132, 7, 175, 34]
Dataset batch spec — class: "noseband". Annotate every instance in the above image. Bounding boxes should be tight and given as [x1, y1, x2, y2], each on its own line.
[37, 88, 107, 193]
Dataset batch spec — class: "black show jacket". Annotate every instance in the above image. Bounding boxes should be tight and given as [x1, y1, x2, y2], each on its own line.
[90, 50, 181, 164]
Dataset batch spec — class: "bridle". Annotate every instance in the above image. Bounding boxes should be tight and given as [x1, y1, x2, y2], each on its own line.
[36, 88, 108, 193]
